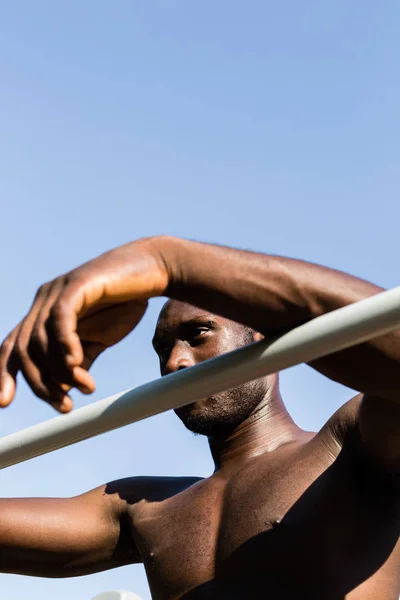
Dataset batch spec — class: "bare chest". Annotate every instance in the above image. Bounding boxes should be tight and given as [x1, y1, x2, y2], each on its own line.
[130, 448, 400, 599]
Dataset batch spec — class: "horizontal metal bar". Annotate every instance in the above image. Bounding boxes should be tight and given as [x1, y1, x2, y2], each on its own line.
[0, 286, 400, 470]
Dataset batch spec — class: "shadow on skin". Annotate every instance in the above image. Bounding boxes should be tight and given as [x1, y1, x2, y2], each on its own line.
[107, 442, 400, 600]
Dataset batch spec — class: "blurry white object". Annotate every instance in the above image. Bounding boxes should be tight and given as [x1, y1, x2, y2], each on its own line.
[91, 591, 144, 600]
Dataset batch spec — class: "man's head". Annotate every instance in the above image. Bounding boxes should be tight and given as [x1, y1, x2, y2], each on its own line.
[152, 300, 270, 437]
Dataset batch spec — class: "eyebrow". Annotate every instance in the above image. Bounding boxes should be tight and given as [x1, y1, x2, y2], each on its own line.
[152, 316, 216, 348]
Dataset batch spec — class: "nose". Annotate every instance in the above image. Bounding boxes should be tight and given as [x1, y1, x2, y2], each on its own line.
[163, 342, 194, 376]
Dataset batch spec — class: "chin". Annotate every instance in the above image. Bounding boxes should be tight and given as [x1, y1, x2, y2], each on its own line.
[174, 399, 243, 437]
[174, 384, 266, 437]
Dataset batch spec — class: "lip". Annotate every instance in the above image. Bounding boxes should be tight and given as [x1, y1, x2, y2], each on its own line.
[175, 398, 209, 414]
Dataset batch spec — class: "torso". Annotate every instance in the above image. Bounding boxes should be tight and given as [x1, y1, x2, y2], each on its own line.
[125, 405, 400, 599]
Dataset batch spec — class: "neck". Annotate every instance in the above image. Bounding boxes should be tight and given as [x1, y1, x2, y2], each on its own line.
[208, 379, 304, 472]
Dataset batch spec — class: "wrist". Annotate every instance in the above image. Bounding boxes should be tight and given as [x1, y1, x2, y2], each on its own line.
[139, 235, 185, 298]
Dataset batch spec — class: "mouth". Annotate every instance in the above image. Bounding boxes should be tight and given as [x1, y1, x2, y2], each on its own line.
[175, 397, 213, 416]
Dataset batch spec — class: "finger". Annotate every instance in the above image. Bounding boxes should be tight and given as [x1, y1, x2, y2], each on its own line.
[0, 330, 19, 407]
[14, 283, 61, 401]
[46, 282, 97, 393]
[50, 365, 96, 396]
[71, 365, 96, 394]
[0, 359, 18, 407]
[54, 366, 96, 395]
[16, 297, 93, 409]
[30, 289, 94, 394]
[48, 279, 86, 369]
[17, 351, 73, 413]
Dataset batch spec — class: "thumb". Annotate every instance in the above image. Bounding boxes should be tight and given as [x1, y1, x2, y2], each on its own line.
[0, 354, 19, 407]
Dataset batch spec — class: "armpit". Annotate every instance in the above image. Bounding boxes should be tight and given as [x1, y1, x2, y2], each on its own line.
[315, 395, 363, 462]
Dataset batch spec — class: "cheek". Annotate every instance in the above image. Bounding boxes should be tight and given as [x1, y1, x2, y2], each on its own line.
[197, 334, 236, 361]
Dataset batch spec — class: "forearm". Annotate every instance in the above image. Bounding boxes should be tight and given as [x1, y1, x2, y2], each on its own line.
[154, 236, 400, 399]
[156, 236, 379, 331]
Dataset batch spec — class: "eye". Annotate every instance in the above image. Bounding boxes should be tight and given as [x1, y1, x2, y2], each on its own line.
[194, 327, 209, 336]
[189, 326, 211, 345]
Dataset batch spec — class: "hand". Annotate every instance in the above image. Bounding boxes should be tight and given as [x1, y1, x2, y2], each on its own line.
[0, 237, 170, 413]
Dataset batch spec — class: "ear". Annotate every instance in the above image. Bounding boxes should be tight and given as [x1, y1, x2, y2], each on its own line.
[252, 331, 265, 342]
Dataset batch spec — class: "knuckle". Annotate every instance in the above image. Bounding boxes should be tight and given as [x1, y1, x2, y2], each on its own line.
[64, 270, 83, 284]
[34, 282, 50, 300]
[15, 328, 31, 359]
[64, 272, 87, 295]
[50, 300, 67, 320]
[15, 339, 28, 359]
[0, 338, 12, 355]
[51, 274, 84, 319]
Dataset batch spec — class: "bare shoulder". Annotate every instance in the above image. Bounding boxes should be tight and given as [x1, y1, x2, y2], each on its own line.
[105, 475, 203, 508]
[312, 394, 400, 488]
[92, 475, 203, 566]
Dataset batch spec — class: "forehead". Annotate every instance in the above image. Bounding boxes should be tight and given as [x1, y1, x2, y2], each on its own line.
[155, 300, 225, 336]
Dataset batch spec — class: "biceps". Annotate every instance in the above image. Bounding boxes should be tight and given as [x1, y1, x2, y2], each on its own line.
[0, 493, 123, 578]
[358, 394, 400, 474]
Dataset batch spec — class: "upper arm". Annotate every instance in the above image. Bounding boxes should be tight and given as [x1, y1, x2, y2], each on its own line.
[319, 394, 400, 475]
[358, 394, 400, 474]
[0, 480, 142, 578]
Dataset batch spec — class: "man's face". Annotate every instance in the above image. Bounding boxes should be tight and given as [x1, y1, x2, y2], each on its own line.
[152, 300, 267, 437]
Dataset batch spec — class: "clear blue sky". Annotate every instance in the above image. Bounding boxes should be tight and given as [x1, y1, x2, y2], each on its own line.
[0, 2, 399, 599]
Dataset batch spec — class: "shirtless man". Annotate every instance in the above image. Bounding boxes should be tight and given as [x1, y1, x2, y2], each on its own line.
[0, 236, 399, 599]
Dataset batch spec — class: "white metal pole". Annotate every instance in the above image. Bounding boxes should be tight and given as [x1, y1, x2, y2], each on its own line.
[91, 592, 144, 600]
[0, 286, 400, 469]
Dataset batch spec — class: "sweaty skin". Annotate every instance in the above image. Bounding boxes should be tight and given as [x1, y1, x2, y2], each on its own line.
[0, 236, 399, 599]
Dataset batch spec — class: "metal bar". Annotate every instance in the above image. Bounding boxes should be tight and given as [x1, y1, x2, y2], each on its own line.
[1, 286, 400, 470]
[92, 592, 143, 600]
